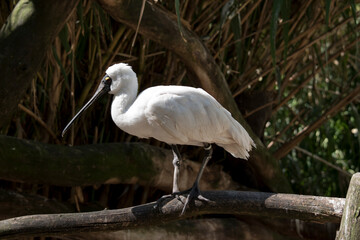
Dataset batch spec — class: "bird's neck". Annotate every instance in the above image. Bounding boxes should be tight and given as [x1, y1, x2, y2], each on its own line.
[110, 86, 137, 124]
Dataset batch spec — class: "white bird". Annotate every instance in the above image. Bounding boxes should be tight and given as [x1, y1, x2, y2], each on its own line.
[62, 63, 255, 215]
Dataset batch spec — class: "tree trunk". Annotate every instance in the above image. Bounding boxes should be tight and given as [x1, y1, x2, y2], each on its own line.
[0, 0, 79, 127]
[336, 173, 360, 239]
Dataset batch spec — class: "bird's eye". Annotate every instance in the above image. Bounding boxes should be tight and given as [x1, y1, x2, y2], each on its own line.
[102, 75, 112, 84]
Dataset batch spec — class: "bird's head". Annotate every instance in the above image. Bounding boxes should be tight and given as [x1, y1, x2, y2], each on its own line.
[61, 63, 136, 137]
[105, 63, 137, 95]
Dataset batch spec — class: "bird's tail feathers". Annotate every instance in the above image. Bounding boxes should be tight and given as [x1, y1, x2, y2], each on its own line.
[219, 120, 255, 159]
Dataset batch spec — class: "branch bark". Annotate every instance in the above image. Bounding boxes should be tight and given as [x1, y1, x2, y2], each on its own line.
[58, 218, 291, 240]
[337, 173, 360, 240]
[0, 0, 79, 127]
[0, 135, 237, 192]
[0, 188, 339, 239]
[57, 218, 338, 240]
[0, 191, 344, 238]
[0, 189, 76, 220]
[96, 0, 292, 193]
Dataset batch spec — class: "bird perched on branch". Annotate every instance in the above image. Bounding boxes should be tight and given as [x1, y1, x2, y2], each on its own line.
[62, 63, 255, 215]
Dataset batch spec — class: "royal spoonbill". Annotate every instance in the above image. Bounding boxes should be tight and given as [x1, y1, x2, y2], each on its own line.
[62, 63, 255, 215]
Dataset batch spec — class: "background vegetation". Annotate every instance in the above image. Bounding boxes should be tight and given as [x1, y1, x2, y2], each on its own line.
[0, 0, 359, 238]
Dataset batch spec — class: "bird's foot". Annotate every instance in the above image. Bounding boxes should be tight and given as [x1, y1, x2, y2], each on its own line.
[179, 185, 210, 216]
[154, 186, 210, 215]
[153, 192, 184, 210]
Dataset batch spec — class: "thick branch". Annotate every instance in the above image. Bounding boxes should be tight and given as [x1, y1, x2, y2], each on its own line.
[0, 189, 75, 220]
[0, 191, 344, 238]
[337, 173, 360, 239]
[58, 218, 338, 240]
[0, 189, 108, 220]
[96, 0, 292, 193]
[0, 135, 237, 192]
[59, 218, 288, 240]
[0, 189, 339, 239]
[0, 0, 79, 127]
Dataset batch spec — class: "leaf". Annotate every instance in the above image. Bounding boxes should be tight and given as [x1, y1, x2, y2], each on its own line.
[350, 103, 360, 150]
[313, 45, 326, 83]
[325, 0, 331, 27]
[281, 0, 290, 63]
[175, 0, 185, 40]
[131, 0, 146, 49]
[270, 0, 283, 69]
[51, 45, 68, 83]
[350, 0, 357, 25]
[350, 0, 359, 71]
[219, 0, 234, 47]
[231, 12, 242, 70]
[271, 0, 283, 91]
[220, 0, 233, 28]
[59, 26, 70, 53]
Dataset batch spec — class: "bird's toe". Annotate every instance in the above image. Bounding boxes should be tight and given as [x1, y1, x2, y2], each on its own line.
[180, 186, 209, 215]
[155, 187, 210, 215]
[197, 194, 211, 202]
[154, 190, 188, 210]
[154, 193, 173, 209]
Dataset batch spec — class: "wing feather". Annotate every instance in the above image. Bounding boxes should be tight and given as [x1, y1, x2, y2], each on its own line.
[144, 87, 235, 145]
[116, 85, 254, 158]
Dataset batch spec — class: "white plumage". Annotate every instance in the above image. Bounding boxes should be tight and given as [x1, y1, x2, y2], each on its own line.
[106, 63, 254, 158]
[63, 63, 255, 215]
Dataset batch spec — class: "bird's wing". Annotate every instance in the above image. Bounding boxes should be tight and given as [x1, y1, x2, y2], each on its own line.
[144, 90, 191, 144]
[144, 87, 232, 145]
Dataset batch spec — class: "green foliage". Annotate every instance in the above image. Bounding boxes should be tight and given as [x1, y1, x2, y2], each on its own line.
[270, 0, 283, 68]
[174, 0, 183, 37]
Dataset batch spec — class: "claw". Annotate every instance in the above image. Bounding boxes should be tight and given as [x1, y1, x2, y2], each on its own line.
[153, 194, 173, 209]
[180, 185, 211, 216]
[154, 186, 210, 215]
[155, 142, 213, 214]
[153, 191, 186, 210]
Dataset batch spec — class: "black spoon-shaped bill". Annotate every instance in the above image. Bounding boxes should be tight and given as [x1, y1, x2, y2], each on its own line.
[61, 75, 112, 137]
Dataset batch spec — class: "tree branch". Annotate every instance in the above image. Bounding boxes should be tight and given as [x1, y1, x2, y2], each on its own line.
[0, 189, 75, 220]
[58, 218, 289, 240]
[0, 0, 79, 127]
[54, 218, 339, 240]
[0, 188, 339, 239]
[96, 0, 292, 193]
[0, 135, 237, 192]
[0, 188, 108, 220]
[0, 191, 344, 238]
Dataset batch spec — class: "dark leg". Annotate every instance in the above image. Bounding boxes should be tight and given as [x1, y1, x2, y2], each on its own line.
[155, 144, 213, 215]
[180, 143, 213, 215]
